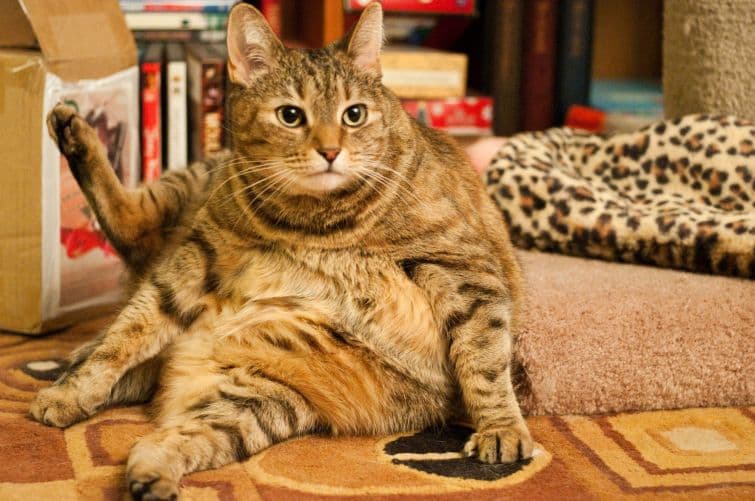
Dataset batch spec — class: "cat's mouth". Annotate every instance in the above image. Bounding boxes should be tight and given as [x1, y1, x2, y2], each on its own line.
[298, 169, 350, 193]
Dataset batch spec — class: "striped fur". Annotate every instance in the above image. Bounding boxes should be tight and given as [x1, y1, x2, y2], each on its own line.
[30, 4, 532, 499]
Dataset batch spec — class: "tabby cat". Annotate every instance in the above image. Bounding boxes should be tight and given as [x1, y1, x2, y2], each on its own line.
[30, 3, 533, 499]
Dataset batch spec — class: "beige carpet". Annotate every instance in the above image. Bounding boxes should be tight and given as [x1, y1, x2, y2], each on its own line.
[516, 250, 755, 415]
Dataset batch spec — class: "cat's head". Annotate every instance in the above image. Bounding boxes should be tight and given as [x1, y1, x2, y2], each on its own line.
[225, 2, 404, 200]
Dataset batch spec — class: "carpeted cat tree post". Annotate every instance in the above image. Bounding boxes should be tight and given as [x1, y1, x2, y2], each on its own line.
[663, 0, 755, 121]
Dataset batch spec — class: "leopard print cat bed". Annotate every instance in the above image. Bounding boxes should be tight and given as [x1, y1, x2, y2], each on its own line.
[484, 114, 755, 278]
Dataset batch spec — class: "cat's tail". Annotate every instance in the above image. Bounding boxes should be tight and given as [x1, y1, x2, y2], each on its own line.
[46, 103, 214, 275]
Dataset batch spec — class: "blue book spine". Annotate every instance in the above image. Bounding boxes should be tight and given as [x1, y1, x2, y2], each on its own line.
[556, 0, 594, 123]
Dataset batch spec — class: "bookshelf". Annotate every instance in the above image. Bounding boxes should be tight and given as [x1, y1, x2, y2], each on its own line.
[591, 0, 662, 79]
[280, 0, 345, 47]
[122, 0, 667, 180]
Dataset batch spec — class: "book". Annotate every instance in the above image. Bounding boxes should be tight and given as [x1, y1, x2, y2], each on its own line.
[133, 29, 226, 42]
[344, 0, 476, 15]
[589, 79, 664, 116]
[519, 0, 558, 131]
[380, 47, 467, 99]
[125, 11, 227, 30]
[484, 0, 523, 136]
[164, 43, 188, 170]
[247, 0, 283, 36]
[140, 42, 163, 182]
[120, 1, 235, 12]
[556, 0, 594, 124]
[565, 105, 660, 135]
[187, 43, 226, 162]
[402, 95, 493, 136]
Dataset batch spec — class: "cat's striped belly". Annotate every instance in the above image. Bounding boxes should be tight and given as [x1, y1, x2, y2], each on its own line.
[188, 249, 454, 434]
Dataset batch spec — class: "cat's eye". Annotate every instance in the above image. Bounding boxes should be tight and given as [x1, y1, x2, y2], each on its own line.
[342, 104, 368, 127]
[276, 106, 306, 127]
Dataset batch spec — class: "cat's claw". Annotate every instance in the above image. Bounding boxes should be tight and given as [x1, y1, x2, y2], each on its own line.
[463, 421, 534, 464]
[29, 384, 90, 428]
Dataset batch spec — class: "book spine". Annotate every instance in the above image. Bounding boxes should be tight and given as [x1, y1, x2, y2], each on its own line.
[488, 0, 523, 136]
[121, 3, 235, 13]
[520, 0, 558, 131]
[261, 0, 283, 36]
[125, 12, 227, 31]
[187, 52, 202, 162]
[141, 60, 162, 182]
[166, 59, 188, 169]
[379, 51, 467, 99]
[201, 58, 226, 158]
[344, 0, 476, 15]
[188, 55, 225, 161]
[556, 0, 594, 124]
[133, 29, 226, 42]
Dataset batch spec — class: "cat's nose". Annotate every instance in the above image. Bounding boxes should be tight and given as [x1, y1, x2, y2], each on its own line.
[317, 148, 341, 163]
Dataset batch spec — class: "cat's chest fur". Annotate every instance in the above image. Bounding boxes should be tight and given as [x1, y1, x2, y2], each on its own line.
[222, 245, 446, 367]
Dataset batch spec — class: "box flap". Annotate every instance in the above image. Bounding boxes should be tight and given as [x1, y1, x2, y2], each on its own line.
[0, 0, 37, 48]
[18, 0, 137, 78]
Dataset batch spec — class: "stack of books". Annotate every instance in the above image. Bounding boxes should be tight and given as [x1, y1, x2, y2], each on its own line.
[464, 0, 593, 135]
[129, 1, 286, 182]
[126, 0, 491, 182]
[345, 0, 493, 136]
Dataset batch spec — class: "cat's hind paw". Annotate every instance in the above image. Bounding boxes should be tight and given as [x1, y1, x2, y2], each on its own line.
[462, 421, 534, 464]
[128, 466, 179, 501]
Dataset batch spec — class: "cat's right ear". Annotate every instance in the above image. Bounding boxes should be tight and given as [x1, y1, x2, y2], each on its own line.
[226, 3, 284, 85]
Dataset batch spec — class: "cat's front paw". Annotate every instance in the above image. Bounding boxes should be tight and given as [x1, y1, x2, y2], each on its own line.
[463, 421, 534, 464]
[29, 383, 91, 428]
[46, 103, 101, 160]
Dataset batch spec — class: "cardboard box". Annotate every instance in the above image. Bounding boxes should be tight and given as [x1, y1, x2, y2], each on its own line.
[0, 0, 139, 334]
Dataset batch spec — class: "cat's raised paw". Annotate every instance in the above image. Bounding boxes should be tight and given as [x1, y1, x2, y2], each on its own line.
[45, 103, 98, 159]
[463, 422, 534, 464]
[128, 470, 179, 501]
[29, 383, 90, 428]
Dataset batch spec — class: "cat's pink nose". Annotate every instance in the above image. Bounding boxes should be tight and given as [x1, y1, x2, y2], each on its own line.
[318, 148, 341, 163]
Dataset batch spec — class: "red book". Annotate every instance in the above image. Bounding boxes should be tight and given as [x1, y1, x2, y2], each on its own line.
[345, 0, 476, 15]
[247, 0, 282, 36]
[402, 96, 493, 136]
[520, 0, 558, 132]
[261, 0, 282, 36]
[140, 43, 164, 182]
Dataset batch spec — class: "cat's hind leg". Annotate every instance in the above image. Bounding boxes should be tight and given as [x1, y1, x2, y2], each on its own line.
[126, 348, 318, 500]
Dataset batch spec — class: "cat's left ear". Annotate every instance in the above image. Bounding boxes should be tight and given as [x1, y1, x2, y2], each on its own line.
[342, 2, 384, 77]
[226, 3, 284, 85]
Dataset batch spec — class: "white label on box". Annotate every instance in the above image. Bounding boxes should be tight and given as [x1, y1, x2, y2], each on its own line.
[40, 67, 139, 321]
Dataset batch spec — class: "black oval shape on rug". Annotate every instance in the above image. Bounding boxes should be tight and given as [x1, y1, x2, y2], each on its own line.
[20, 359, 67, 381]
[384, 424, 532, 481]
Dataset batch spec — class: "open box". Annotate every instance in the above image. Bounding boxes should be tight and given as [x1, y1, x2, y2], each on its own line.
[0, 0, 139, 333]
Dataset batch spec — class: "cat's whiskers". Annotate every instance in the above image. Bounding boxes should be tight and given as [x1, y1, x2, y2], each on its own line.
[229, 170, 296, 233]
[206, 160, 284, 204]
[357, 162, 426, 208]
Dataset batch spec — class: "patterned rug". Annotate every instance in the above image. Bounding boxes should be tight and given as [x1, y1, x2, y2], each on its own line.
[1, 319, 754, 499]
